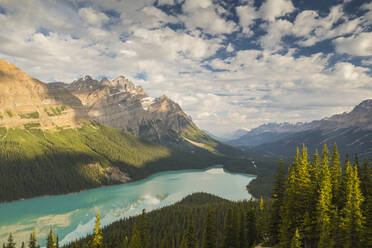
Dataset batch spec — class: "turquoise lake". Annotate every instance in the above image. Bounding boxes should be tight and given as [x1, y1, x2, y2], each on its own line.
[0, 166, 255, 246]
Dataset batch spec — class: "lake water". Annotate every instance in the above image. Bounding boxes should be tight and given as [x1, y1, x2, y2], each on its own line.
[0, 166, 255, 246]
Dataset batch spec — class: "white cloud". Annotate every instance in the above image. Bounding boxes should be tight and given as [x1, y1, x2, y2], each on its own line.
[236, 4, 257, 35]
[258, 0, 295, 21]
[181, 0, 238, 35]
[157, 0, 175, 5]
[333, 32, 372, 56]
[78, 7, 109, 26]
[259, 19, 293, 50]
[226, 43, 234, 52]
[292, 5, 361, 47]
[0, 0, 370, 136]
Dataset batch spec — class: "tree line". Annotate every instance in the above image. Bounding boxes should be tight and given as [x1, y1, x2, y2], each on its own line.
[268, 144, 371, 247]
[2, 143, 371, 248]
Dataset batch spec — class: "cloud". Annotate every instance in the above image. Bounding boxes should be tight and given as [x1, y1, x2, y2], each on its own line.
[0, 0, 370, 135]
[292, 5, 361, 47]
[258, 0, 295, 21]
[181, 0, 238, 35]
[236, 4, 257, 35]
[157, 0, 175, 5]
[78, 7, 109, 26]
[259, 19, 293, 50]
[333, 32, 372, 56]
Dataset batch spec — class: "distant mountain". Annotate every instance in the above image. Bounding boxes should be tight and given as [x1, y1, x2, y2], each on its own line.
[228, 122, 318, 147]
[231, 128, 250, 139]
[231, 100, 372, 157]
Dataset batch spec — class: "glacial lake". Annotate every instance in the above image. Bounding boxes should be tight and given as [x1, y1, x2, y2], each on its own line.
[0, 166, 255, 246]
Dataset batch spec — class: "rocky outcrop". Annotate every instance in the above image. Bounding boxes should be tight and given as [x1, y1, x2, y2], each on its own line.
[67, 75, 194, 143]
[0, 59, 88, 129]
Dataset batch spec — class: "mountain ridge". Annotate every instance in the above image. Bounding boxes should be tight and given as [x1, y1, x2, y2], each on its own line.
[229, 99, 372, 157]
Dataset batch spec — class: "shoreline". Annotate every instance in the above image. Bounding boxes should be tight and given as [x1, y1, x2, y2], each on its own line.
[0, 164, 256, 205]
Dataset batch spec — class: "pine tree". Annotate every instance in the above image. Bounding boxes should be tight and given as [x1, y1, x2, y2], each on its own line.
[46, 229, 56, 248]
[238, 208, 247, 248]
[363, 168, 372, 246]
[129, 224, 141, 248]
[246, 202, 257, 248]
[202, 206, 217, 248]
[121, 236, 129, 248]
[270, 158, 286, 245]
[279, 153, 298, 247]
[330, 143, 342, 205]
[138, 209, 149, 248]
[359, 158, 370, 198]
[289, 229, 301, 248]
[91, 213, 103, 248]
[28, 229, 38, 248]
[185, 212, 197, 248]
[280, 145, 312, 247]
[316, 145, 334, 248]
[338, 161, 365, 248]
[6, 233, 16, 248]
[223, 208, 238, 248]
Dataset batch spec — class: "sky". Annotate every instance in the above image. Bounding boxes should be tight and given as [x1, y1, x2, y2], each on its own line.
[0, 0, 371, 137]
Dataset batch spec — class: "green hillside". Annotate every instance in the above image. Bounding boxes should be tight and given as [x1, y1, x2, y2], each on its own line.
[0, 122, 224, 202]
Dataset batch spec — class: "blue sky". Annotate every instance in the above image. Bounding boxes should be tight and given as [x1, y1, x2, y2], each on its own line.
[0, 0, 371, 136]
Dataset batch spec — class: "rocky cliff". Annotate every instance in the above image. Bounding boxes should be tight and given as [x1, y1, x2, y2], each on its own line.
[66, 75, 195, 143]
[0, 59, 87, 129]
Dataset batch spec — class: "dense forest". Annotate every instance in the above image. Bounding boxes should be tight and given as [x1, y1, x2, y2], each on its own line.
[2, 144, 371, 248]
[0, 122, 257, 202]
[0, 121, 277, 203]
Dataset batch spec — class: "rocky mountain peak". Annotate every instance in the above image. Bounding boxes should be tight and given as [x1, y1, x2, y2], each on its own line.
[352, 99, 372, 112]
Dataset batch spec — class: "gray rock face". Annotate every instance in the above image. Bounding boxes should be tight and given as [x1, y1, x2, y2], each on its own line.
[67, 76, 193, 143]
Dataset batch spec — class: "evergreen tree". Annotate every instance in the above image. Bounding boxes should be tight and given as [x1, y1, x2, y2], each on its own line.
[316, 145, 334, 248]
[223, 208, 238, 248]
[129, 224, 141, 248]
[270, 158, 286, 245]
[46, 229, 56, 248]
[289, 229, 301, 248]
[338, 161, 364, 248]
[28, 229, 38, 248]
[363, 169, 372, 246]
[185, 212, 197, 248]
[280, 145, 312, 247]
[121, 236, 129, 248]
[6, 233, 16, 248]
[202, 206, 217, 248]
[330, 143, 342, 205]
[138, 209, 149, 248]
[91, 213, 103, 248]
[246, 202, 257, 248]
[359, 158, 370, 198]
[237, 209, 247, 248]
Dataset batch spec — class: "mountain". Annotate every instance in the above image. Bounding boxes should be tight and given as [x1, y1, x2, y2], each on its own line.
[0, 59, 87, 129]
[60, 75, 240, 156]
[231, 128, 250, 139]
[0, 59, 256, 202]
[233, 100, 372, 157]
[228, 122, 318, 147]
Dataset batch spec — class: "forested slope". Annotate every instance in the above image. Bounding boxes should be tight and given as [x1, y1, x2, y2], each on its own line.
[0, 122, 225, 202]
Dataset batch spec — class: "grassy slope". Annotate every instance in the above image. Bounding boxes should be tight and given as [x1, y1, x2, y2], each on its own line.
[0, 122, 225, 202]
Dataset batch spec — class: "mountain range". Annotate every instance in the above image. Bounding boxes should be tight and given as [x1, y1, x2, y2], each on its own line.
[0, 58, 255, 202]
[229, 99, 372, 157]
